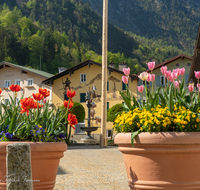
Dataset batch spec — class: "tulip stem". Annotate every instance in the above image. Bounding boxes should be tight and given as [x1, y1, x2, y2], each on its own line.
[151, 71, 154, 94]
[198, 79, 199, 99]
[191, 92, 193, 107]
[141, 93, 143, 107]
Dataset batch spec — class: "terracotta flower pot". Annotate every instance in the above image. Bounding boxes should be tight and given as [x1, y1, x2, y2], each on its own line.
[115, 132, 200, 190]
[0, 142, 67, 190]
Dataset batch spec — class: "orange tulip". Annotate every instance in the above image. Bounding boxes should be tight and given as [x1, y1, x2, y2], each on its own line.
[39, 88, 50, 97]
[63, 100, 73, 109]
[32, 93, 43, 101]
[67, 113, 78, 129]
[9, 84, 21, 92]
[67, 89, 76, 99]
[0, 88, 2, 94]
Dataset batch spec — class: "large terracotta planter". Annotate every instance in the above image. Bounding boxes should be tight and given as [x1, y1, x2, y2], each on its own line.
[0, 142, 67, 190]
[115, 132, 200, 190]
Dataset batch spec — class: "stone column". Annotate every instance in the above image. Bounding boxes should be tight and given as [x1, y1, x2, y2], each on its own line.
[6, 143, 33, 190]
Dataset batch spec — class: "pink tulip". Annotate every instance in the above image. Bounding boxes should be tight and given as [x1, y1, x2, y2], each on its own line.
[123, 67, 130, 76]
[173, 81, 179, 88]
[122, 76, 128, 84]
[197, 84, 200, 88]
[171, 72, 178, 81]
[194, 71, 200, 79]
[146, 74, 152, 82]
[43, 98, 47, 104]
[152, 74, 155, 82]
[161, 66, 167, 75]
[179, 68, 185, 76]
[188, 85, 194, 92]
[137, 85, 144, 93]
[146, 61, 155, 70]
[165, 70, 171, 79]
[138, 72, 148, 81]
[173, 68, 180, 76]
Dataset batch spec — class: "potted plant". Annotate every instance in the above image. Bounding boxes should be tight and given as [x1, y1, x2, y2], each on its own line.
[114, 65, 200, 189]
[0, 85, 78, 190]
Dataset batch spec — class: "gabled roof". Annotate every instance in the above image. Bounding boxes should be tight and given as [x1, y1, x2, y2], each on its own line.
[0, 61, 54, 79]
[189, 23, 200, 84]
[42, 60, 137, 85]
[144, 54, 192, 73]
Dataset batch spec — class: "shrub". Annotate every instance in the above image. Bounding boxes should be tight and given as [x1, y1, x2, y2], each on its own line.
[107, 103, 123, 122]
[70, 101, 85, 123]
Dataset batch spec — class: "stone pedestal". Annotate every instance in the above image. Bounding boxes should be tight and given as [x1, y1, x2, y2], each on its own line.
[6, 143, 33, 190]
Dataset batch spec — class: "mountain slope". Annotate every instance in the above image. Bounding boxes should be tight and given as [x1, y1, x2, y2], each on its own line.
[82, 0, 200, 54]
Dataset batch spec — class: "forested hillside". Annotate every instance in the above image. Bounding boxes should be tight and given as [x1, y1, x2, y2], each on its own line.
[82, 0, 200, 54]
[0, 0, 189, 74]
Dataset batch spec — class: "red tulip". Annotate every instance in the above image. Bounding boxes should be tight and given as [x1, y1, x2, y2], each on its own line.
[67, 113, 78, 129]
[9, 84, 21, 92]
[20, 97, 36, 115]
[63, 100, 73, 109]
[0, 88, 2, 94]
[33, 93, 43, 101]
[67, 89, 76, 99]
[39, 88, 50, 97]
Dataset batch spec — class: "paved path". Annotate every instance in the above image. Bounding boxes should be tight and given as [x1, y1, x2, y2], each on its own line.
[54, 145, 129, 190]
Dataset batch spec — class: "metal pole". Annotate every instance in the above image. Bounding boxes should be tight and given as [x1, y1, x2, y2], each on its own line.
[100, 0, 108, 148]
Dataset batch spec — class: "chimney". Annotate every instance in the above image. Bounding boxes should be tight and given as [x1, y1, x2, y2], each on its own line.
[119, 62, 127, 71]
[58, 67, 67, 73]
[109, 61, 115, 68]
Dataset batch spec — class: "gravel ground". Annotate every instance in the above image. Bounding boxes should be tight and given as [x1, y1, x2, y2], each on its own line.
[54, 145, 129, 190]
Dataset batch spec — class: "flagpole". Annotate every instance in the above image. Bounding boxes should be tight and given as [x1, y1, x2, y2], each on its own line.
[100, 0, 108, 148]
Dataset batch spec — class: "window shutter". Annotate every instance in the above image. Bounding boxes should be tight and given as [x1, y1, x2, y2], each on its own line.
[107, 102, 109, 110]
[156, 76, 160, 86]
[122, 82, 126, 90]
[80, 93, 86, 102]
[150, 81, 152, 87]
[138, 79, 143, 85]
[185, 74, 189, 85]
[107, 81, 109, 91]
[64, 94, 69, 101]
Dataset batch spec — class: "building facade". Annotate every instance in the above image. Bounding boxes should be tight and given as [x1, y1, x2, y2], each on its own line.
[0, 61, 53, 104]
[42, 60, 138, 137]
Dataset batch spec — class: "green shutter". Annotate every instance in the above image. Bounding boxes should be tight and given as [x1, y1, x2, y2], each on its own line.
[64, 94, 69, 101]
[80, 93, 86, 102]
[122, 82, 126, 90]
[107, 81, 109, 91]
[138, 79, 143, 85]
[156, 76, 160, 86]
[107, 102, 109, 110]
[185, 74, 189, 85]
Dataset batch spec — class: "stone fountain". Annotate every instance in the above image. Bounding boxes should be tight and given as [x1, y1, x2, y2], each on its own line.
[80, 86, 101, 144]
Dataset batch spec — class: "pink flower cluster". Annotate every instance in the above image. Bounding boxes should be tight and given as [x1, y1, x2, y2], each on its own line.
[122, 67, 130, 84]
[160, 66, 185, 83]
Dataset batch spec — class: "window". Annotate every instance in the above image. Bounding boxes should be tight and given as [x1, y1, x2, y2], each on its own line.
[187, 63, 191, 66]
[15, 79, 21, 86]
[143, 81, 149, 86]
[5, 99, 9, 105]
[107, 81, 109, 91]
[176, 63, 180, 67]
[27, 78, 33, 86]
[106, 130, 112, 137]
[80, 93, 86, 102]
[16, 97, 19, 105]
[160, 76, 165, 86]
[80, 74, 86, 83]
[4, 80, 10, 88]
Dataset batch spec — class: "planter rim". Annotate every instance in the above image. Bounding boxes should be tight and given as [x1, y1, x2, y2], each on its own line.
[114, 132, 200, 145]
[0, 141, 67, 152]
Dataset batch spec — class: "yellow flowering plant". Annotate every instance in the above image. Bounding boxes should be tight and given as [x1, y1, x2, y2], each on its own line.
[116, 65, 200, 146]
